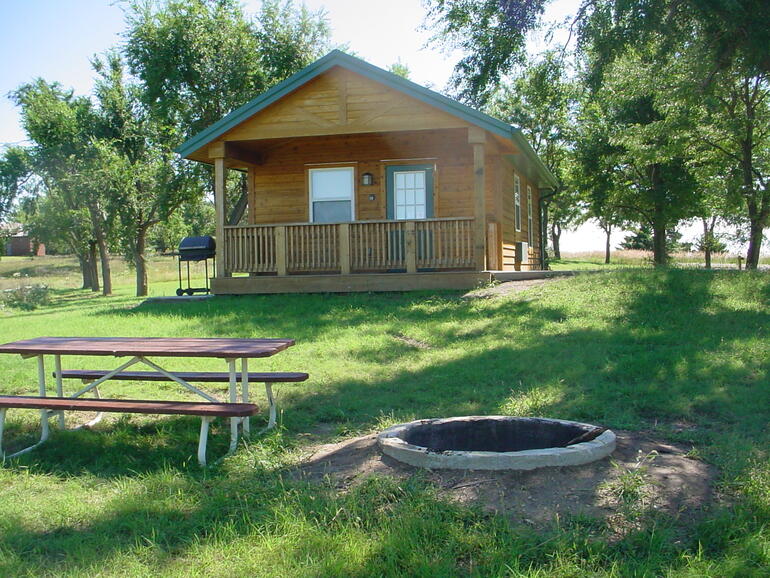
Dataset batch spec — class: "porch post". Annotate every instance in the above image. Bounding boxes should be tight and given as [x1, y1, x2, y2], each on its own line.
[213, 157, 228, 278]
[339, 223, 351, 275]
[469, 128, 487, 271]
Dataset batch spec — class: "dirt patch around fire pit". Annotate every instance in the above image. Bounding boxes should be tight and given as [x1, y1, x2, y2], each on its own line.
[292, 430, 717, 531]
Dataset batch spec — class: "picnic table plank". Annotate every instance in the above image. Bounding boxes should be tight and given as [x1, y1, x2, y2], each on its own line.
[0, 337, 295, 359]
[0, 395, 259, 417]
[58, 370, 309, 383]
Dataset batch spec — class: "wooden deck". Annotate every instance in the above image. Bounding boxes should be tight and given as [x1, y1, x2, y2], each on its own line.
[212, 271, 491, 294]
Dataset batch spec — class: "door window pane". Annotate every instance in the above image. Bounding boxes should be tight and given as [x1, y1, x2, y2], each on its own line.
[393, 170, 427, 221]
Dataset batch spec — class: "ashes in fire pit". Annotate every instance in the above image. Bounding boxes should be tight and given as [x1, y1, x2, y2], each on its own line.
[378, 416, 616, 470]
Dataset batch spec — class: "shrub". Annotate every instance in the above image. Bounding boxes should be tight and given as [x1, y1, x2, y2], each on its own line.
[1, 284, 51, 310]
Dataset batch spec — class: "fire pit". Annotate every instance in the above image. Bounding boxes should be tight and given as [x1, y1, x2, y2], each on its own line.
[378, 416, 616, 470]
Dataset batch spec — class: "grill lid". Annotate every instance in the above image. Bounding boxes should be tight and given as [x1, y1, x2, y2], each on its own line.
[178, 235, 215, 261]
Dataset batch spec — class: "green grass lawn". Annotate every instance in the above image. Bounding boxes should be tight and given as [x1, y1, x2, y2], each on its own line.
[0, 257, 768, 576]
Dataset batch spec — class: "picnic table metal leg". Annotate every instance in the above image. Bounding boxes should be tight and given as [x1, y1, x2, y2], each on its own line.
[0, 407, 52, 460]
[0, 408, 6, 459]
[198, 416, 214, 466]
[54, 355, 65, 428]
[265, 382, 276, 430]
[241, 358, 250, 436]
[228, 358, 238, 452]
[37, 356, 50, 442]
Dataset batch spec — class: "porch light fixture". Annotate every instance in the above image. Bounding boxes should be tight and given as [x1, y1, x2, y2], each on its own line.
[361, 172, 374, 186]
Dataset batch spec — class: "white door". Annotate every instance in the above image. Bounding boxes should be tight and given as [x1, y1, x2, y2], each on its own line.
[393, 170, 427, 220]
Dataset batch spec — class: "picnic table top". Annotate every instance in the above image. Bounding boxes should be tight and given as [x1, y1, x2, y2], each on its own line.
[0, 337, 295, 359]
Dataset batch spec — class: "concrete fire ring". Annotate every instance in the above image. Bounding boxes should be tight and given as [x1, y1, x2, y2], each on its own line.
[377, 416, 616, 471]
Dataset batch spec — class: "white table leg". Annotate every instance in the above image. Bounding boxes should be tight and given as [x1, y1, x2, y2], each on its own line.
[37, 356, 50, 441]
[228, 358, 238, 452]
[198, 416, 214, 466]
[241, 358, 249, 436]
[54, 355, 65, 428]
[265, 382, 276, 430]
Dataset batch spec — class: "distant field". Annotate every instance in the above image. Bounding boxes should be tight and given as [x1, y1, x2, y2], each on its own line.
[0, 254, 186, 293]
[550, 249, 761, 270]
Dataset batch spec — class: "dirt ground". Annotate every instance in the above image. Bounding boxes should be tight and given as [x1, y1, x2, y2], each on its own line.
[463, 277, 565, 299]
[293, 430, 716, 530]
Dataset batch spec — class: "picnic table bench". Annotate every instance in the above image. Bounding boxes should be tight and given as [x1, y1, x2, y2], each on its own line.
[56, 369, 309, 433]
[0, 337, 306, 466]
[0, 395, 258, 465]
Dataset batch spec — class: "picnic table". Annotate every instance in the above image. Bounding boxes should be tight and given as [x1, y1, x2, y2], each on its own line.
[0, 337, 305, 464]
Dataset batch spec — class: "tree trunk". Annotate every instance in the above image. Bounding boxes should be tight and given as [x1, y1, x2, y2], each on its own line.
[650, 165, 668, 266]
[604, 224, 612, 264]
[550, 222, 562, 260]
[702, 219, 712, 269]
[652, 219, 667, 266]
[96, 233, 112, 296]
[87, 201, 112, 295]
[88, 240, 100, 292]
[541, 200, 550, 269]
[746, 217, 765, 270]
[78, 253, 94, 290]
[134, 226, 149, 297]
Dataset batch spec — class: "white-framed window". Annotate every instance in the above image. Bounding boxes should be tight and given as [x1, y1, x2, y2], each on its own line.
[514, 174, 522, 232]
[308, 167, 355, 223]
[527, 185, 533, 246]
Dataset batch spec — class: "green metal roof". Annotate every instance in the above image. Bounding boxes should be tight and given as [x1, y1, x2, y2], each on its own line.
[175, 50, 558, 188]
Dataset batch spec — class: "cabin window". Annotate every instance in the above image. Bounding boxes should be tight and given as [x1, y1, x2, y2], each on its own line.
[514, 174, 522, 232]
[527, 185, 533, 245]
[309, 167, 355, 223]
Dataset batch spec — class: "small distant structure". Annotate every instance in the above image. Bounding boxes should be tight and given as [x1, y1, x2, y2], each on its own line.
[1, 224, 45, 257]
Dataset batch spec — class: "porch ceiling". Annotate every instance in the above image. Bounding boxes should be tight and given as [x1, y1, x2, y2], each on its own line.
[186, 128, 519, 168]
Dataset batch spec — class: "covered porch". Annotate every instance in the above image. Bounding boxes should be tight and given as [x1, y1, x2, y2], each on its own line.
[208, 125, 495, 293]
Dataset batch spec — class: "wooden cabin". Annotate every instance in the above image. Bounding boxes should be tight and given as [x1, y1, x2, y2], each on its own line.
[176, 51, 558, 294]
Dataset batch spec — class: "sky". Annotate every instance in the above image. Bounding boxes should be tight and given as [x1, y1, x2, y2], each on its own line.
[0, 0, 715, 253]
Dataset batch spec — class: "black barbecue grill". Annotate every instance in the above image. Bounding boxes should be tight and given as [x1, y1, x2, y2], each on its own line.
[177, 235, 215, 296]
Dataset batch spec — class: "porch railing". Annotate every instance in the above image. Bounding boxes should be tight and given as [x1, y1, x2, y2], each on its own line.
[223, 217, 476, 275]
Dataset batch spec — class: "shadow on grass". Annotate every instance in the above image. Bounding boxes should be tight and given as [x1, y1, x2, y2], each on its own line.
[2, 270, 767, 574]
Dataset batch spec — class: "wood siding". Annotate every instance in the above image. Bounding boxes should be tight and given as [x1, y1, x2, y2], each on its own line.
[501, 159, 541, 270]
[219, 66, 470, 142]
[248, 128, 478, 224]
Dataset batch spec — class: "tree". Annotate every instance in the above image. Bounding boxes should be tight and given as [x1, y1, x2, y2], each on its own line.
[124, 0, 331, 138]
[577, 46, 701, 265]
[11, 80, 114, 292]
[387, 60, 410, 79]
[89, 53, 201, 297]
[123, 0, 333, 264]
[0, 147, 31, 226]
[426, 1, 770, 104]
[427, 0, 548, 105]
